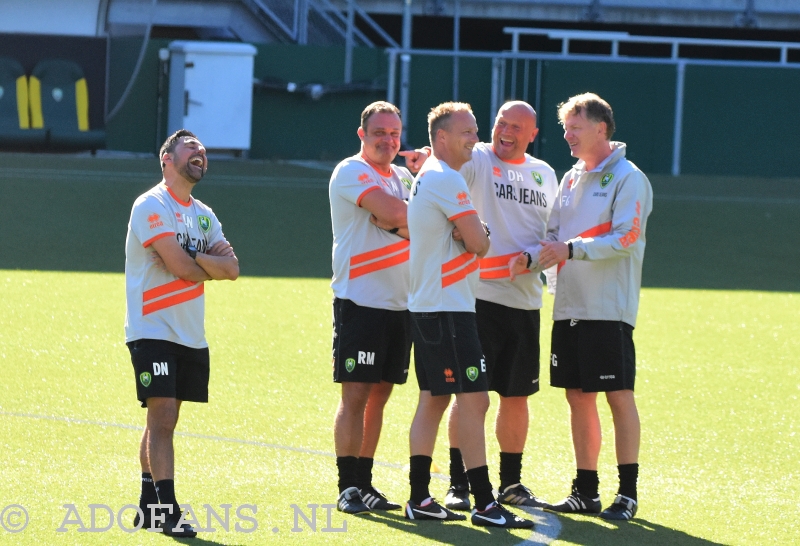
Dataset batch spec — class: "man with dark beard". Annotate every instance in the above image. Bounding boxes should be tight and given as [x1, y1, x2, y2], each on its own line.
[124, 129, 239, 536]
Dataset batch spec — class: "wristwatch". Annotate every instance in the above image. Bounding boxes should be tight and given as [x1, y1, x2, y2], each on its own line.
[186, 244, 198, 260]
[523, 251, 533, 269]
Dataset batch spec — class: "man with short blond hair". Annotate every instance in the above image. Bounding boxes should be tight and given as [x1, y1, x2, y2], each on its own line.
[404, 102, 533, 529]
[530, 92, 652, 521]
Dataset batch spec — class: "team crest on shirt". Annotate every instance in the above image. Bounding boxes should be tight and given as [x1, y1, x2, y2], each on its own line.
[401, 178, 413, 190]
[345, 358, 356, 373]
[531, 171, 543, 186]
[358, 172, 374, 184]
[466, 367, 479, 382]
[457, 191, 470, 205]
[198, 215, 211, 233]
[139, 372, 152, 387]
[600, 173, 614, 188]
[148, 213, 163, 229]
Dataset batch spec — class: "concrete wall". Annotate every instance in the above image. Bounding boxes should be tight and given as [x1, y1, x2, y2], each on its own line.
[0, 0, 104, 36]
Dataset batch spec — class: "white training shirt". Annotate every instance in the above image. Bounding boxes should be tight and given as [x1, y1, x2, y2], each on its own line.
[125, 183, 226, 348]
[543, 142, 653, 327]
[460, 142, 559, 310]
[408, 156, 481, 313]
[329, 154, 412, 311]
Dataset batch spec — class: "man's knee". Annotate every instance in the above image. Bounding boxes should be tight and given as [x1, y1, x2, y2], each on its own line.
[368, 381, 394, 407]
[606, 389, 637, 412]
[146, 398, 179, 433]
[566, 388, 596, 409]
[456, 391, 490, 415]
[340, 382, 373, 411]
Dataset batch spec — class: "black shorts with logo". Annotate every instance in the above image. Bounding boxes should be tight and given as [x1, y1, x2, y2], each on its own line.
[550, 319, 636, 392]
[412, 311, 488, 396]
[332, 298, 411, 385]
[127, 339, 210, 408]
[476, 299, 540, 397]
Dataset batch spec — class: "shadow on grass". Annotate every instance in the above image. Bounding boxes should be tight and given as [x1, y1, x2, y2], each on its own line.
[364, 511, 529, 545]
[552, 513, 726, 546]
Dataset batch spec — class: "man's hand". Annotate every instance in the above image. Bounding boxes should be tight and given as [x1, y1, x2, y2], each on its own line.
[398, 148, 430, 172]
[150, 251, 168, 273]
[451, 226, 462, 242]
[538, 241, 570, 269]
[370, 214, 394, 231]
[207, 239, 236, 259]
[508, 253, 528, 281]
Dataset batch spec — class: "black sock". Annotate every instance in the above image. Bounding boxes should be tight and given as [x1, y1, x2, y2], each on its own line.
[617, 463, 639, 501]
[409, 455, 432, 504]
[139, 472, 158, 510]
[336, 456, 359, 493]
[154, 479, 180, 517]
[449, 448, 468, 487]
[356, 457, 374, 490]
[466, 465, 495, 512]
[499, 452, 523, 492]
[575, 469, 599, 499]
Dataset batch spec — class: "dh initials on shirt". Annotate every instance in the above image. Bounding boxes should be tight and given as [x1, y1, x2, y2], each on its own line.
[153, 362, 169, 375]
[358, 351, 375, 365]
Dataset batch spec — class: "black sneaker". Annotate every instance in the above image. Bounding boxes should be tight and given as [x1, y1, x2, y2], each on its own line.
[600, 495, 638, 521]
[404, 498, 466, 521]
[544, 484, 601, 514]
[133, 508, 151, 530]
[471, 502, 535, 528]
[337, 486, 370, 514]
[443, 484, 471, 511]
[160, 512, 197, 538]
[360, 486, 401, 510]
[497, 483, 546, 508]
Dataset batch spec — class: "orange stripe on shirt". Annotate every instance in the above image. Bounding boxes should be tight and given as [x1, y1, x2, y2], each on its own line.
[442, 251, 475, 274]
[447, 210, 477, 222]
[356, 185, 381, 207]
[350, 250, 409, 279]
[479, 252, 519, 269]
[142, 231, 174, 248]
[350, 239, 410, 266]
[142, 284, 204, 316]
[480, 268, 530, 280]
[557, 221, 613, 272]
[143, 279, 198, 302]
[442, 258, 479, 288]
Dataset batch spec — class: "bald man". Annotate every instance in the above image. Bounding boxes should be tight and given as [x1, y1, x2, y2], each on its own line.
[406, 101, 559, 511]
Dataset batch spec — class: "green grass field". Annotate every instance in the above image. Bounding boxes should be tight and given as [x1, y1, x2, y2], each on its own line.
[0, 153, 798, 545]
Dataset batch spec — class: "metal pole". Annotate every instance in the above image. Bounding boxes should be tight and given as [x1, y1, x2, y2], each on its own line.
[297, 0, 308, 44]
[672, 61, 686, 176]
[490, 58, 501, 129]
[452, 0, 460, 100]
[533, 59, 542, 157]
[387, 50, 397, 104]
[400, 0, 412, 144]
[344, 0, 354, 83]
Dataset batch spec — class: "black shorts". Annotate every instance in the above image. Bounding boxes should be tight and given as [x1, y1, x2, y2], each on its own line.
[412, 311, 488, 396]
[127, 339, 210, 408]
[476, 299, 540, 397]
[332, 298, 411, 385]
[549, 320, 636, 392]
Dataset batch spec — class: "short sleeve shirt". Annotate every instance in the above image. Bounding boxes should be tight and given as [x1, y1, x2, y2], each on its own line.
[124, 183, 226, 348]
[408, 157, 480, 313]
[329, 154, 412, 311]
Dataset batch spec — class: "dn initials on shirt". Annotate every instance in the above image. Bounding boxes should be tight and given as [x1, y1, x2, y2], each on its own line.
[153, 362, 169, 375]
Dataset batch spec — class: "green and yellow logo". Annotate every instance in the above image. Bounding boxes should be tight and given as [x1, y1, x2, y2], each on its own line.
[198, 215, 211, 233]
[401, 178, 413, 190]
[532, 172, 543, 186]
[466, 367, 479, 382]
[139, 372, 152, 387]
[600, 173, 614, 188]
[345, 358, 356, 373]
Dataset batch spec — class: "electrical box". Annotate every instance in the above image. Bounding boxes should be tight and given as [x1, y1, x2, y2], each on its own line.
[167, 41, 257, 154]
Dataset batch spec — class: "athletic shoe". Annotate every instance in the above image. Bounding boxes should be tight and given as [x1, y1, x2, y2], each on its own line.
[444, 484, 471, 511]
[360, 486, 401, 510]
[404, 498, 467, 521]
[471, 501, 535, 529]
[497, 483, 546, 508]
[133, 508, 151, 530]
[337, 486, 370, 514]
[600, 495, 638, 521]
[160, 513, 197, 538]
[544, 484, 601, 514]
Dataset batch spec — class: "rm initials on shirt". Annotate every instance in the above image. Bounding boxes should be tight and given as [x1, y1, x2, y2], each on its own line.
[153, 362, 169, 376]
